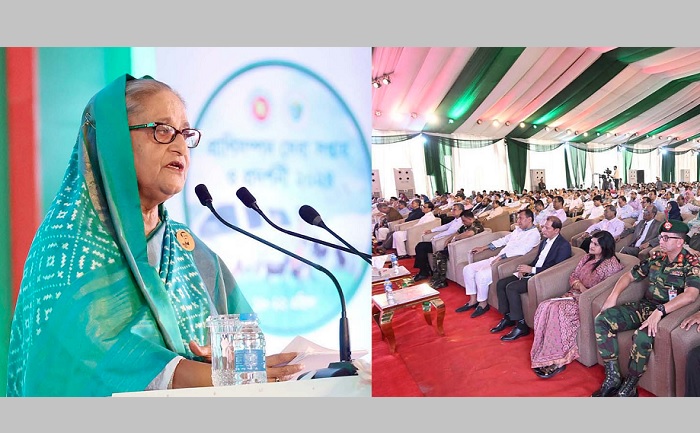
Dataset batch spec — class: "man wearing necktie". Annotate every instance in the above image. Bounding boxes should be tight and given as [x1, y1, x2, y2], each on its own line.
[490, 216, 573, 341]
[619, 204, 662, 258]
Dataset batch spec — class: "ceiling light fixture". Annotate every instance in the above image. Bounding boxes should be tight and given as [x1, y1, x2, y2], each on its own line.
[554, 127, 560, 132]
[520, 122, 526, 128]
[544, 126, 550, 132]
[372, 80, 381, 89]
[476, 119, 483, 125]
[374, 110, 382, 117]
[492, 119, 500, 127]
[448, 118, 454, 124]
[410, 112, 418, 119]
[505, 121, 511, 127]
[381, 75, 391, 86]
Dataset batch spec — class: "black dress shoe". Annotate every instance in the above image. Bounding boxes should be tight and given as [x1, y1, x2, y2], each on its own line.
[412, 273, 429, 282]
[397, 255, 410, 260]
[501, 324, 530, 341]
[535, 364, 566, 379]
[490, 317, 516, 333]
[455, 302, 478, 313]
[470, 304, 490, 318]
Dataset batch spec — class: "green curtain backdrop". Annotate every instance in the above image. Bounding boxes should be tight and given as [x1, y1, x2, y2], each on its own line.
[423, 135, 453, 194]
[507, 140, 527, 193]
[661, 151, 676, 183]
[622, 149, 633, 184]
[564, 144, 587, 189]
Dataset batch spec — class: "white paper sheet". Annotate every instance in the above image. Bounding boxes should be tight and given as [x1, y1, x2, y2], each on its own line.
[279, 335, 369, 380]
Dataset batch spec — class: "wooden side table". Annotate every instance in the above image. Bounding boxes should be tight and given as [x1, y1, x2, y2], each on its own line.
[372, 283, 445, 353]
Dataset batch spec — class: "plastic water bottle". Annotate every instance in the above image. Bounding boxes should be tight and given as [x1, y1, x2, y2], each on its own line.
[384, 278, 396, 304]
[232, 313, 268, 385]
[390, 253, 400, 275]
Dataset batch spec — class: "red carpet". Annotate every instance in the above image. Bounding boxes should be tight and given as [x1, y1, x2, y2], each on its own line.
[372, 254, 654, 397]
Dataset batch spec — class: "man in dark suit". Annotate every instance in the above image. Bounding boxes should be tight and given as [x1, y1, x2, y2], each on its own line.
[490, 215, 573, 341]
[404, 199, 424, 223]
[618, 204, 662, 258]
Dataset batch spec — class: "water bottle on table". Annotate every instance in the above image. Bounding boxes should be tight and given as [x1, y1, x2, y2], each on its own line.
[384, 278, 396, 304]
[390, 253, 400, 275]
[233, 313, 268, 385]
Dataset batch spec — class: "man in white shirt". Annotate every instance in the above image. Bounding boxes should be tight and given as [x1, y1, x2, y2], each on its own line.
[678, 195, 700, 220]
[489, 216, 572, 341]
[455, 209, 542, 318]
[533, 199, 548, 227]
[567, 192, 584, 217]
[616, 195, 639, 220]
[412, 203, 466, 280]
[650, 190, 666, 213]
[391, 201, 437, 258]
[581, 195, 604, 220]
[549, 195, 568, 225]
[572, 205, 626, 252]
[612, 165, 621, 190]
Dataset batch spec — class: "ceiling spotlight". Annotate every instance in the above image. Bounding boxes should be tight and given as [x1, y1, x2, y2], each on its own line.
[659, 136, 663, 140]
[476, 119, 483, 125]
[505, 121, 511, 127]
[614, 133, 618, 136]
[492, 119, 500, 127]
[554, 127, 560, 132]
[596, 132, 601, 136]
[533, 124, 538, 129]
[374, 110, 382, 117]
[381, 75, 391, 86]
[544, 126, 550, 132]
[520, 122, 526, 128]
[574, 131, 579, 135]
[583, 132, 588, 137]
[448, 118, 454, 124]
[566, 129, 571, 134]
[410, 112, 418, 119]
[372, 80, 381, 89]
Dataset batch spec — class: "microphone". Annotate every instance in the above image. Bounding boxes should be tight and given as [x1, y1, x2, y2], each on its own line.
[299, 205, 370, 263]
[236, 187, 372, 264]
[194, 184, 356, 378]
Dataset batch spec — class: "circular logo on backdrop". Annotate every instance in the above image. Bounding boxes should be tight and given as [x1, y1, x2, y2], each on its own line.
[183, 60, 370, 337]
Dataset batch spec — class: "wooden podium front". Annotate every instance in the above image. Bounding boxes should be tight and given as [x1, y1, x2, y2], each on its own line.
[112, 376, 370, 397]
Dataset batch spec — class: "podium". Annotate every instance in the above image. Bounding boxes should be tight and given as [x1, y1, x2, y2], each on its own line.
[112, 375, 370, 397]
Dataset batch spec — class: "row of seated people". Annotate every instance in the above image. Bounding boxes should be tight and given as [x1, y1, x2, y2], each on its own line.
[404, 208, 700, 397]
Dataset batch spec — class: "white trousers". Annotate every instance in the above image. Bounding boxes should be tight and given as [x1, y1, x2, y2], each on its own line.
[376, 227, 390, 242]
[462, 256, 496, 302]
[392, 230, 408, 256]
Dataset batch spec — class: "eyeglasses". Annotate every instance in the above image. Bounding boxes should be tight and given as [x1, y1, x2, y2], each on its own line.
[128, 122, 201, 148]
[659, 235, 683, 242]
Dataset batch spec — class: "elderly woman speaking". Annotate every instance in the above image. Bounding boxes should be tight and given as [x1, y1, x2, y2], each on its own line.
[6, 75, 302, 396]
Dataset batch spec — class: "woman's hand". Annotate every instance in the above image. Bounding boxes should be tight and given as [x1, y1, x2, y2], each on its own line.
[189, 340, 212, 362]
[190, 341, 304, 382]
[266, 352, 304, 382]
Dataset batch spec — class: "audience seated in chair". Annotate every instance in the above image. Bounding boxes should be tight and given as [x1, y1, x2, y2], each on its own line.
[591, 220, 700, 397]
[529, 231, 624, 379]
[455, 208, 541, 319]
[489, 216, 573, 343]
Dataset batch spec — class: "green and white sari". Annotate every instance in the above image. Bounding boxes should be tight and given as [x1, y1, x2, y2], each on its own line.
[6, 75, 251, 396]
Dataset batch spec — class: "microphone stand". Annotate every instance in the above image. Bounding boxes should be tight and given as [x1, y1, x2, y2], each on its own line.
[196, 186, 356, 378]
[300, 205, 371, 265]
[236, 188, 372, 264]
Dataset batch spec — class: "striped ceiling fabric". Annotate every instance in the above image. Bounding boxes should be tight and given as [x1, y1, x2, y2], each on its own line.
[371, 47, 700, 153]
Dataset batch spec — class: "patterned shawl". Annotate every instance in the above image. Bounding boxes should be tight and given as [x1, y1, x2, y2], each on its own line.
[6, 74, 250, 396]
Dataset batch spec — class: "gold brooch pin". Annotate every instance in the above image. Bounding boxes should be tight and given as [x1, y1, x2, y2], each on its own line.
[176, 229, 195, 251]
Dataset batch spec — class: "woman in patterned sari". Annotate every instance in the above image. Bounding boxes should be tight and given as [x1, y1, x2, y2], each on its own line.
[6, 75, 301, 396]
[530, 230, 624, 379]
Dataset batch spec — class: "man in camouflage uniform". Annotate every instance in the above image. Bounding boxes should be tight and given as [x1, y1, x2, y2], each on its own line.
[592, 220, 700, 397]
[430, 210, 485, 289]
